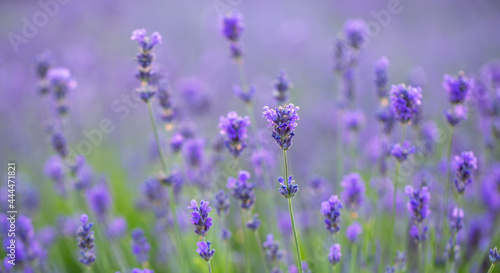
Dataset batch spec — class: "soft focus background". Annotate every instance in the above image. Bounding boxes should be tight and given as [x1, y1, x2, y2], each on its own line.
[1, 0, 500, 272]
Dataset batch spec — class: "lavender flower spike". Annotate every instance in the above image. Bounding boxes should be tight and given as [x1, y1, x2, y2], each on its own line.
[390, 84, 422, 124]
[328, 244, 342, 265]
[405, 185, 431, 243]
[246, 214, 261, 232]
[197, 241, 215, 261]
[343, 19, 367, 49]
[77, 214, 96, 266]
[445, 104, 468, 127]
[218, 111, 251, 157]
[278, 176, 299, 199]
[490, 247, 500, 264]
[214, 189, 230, 216]
[443, 71, 470, 104]
[188, 199, 213, 237]
[453, 151, 478, 194]
[131, 228, 151, 264]
[346, 221, 363, 242]
[391, 141, 415, 163]
[273, 70, 292, 103]
[375, 56, 390, 98]
[341, 173, 365, 211]
[263, 234, 283, 262]
[131, 29, 162, 102]
[227, 170, 256, 209]
[321, 195, 343, 234]
[262, 103, 300, 150]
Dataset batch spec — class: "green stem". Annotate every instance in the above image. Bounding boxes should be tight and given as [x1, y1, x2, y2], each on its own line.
[390, 125, 407, 257]
[283, 150, 303, 272]
[488, 264, 496, 273]
[241, 210, 251, 273]
[443, 127, 455, 240]
[350, 244, 357, 273]
[255, 231, 270, 273]
[147, 101, 168, 173]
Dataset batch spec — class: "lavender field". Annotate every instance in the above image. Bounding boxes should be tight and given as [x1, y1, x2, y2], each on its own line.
[1, 0, 500, 272]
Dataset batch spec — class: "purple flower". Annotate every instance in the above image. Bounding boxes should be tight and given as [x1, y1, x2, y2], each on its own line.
[273, 70, 292, 103]
[106, 217, 127, 239]
[278, 176, 299, 199]
[375, 56, 390, 98]
[196, 241, 215, 261]
[346, 221, 363, 242]
[156, 78, 176, 124]
[263, 234, 283, 262]
[158, 170, 183, 189]
[343, 19, 367, 49]
[444, 238, 460, 262]
[481, 164, 500, 212]
[246, 214, 261, 232]
[443, 72, 470, 104]
[188, 199, 213, 237]
[170, 133, 183, 153]
[420, 121, 439, 155]
[227, 170, 256, 209]
[328, 243, 342, 265]
[142, 177, 167, 204]
[233, 85, 255, 104]
[43, 156, 66, 195]
[131, 228, 151, 264]
[77, 214, 96, 266]
[131, 269, 154, 273]
[51, 132, 68, 158]
[221, 228, 232, 241]
[343, 109, 365, 131]
[449, 207, 464, 234]
[214, 189, 230, 216]
[404, 185, 431, 223]
[341, 173, 365, 211]
[376, 105, 396, 135]
[131, 29, 162, 101]
[321, 195, 343, 234]
[490, 247, 500, 264]
[409, 224, 428, 243]
[47, 67, 77, 100]
[444, 104, 468, 127]
[86, 183, 111, 222]
[452, 151, 478, 194]
[218, 111, 251, 157]
[221, 12, 244, 42]
[131, 29, 162, 51]
[390, 84, 422, 124]
[391, 141, 415, 163]
[251, 149, 275, 177]
[262, 104, 300, 150]
[183, 138, 205, 168]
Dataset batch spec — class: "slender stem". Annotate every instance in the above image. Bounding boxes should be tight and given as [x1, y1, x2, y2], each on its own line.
[87, 266, 93, 273]
[488, 264, 496, 273]
[336, 109, 343, 186]
[443, 126, 455, 240]
[418, 242, 423, 273]
[237, 61, 249, 92]
[283, 150, 303, 272]
[147, 101, 168, 173]
[350, 244, 357, 273]
[241, 210, 251, 273]
[255, 231, 270, 273]
[390, 125, 407, 257]
[208, 260, 213, 273]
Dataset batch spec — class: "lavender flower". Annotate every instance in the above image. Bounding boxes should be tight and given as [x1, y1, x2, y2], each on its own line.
[106, 217, 127, 239]
[328, 244, 342, 265]
[273, 70, 292, 103]
[158, 170, 182, 189]
[183, 138, 205, 168]
[263, 234, 283, 262]
[341, 173, 365, 211]
[443, 72, 470, 104]
[34, 51, 52, 95]
[452, 151, 478, 194]
[169, 133, 183, 153]
[227, 170, 256, 209]
[343, 109, 365, 132]
[76, 214, 96, 266]
[405, 185, 430, 243]
[262, 104, 300, 150]
[390, 84, 422, 124]
[86, 183, 111, 222]
[246, 214, 261, 231]
[278, 176, 299, 199]
[346, 221, 362, 242]
[156, 78, 176, 124]
[343, 19, 367, 49]
[142, 177, 167, 205]
[449, 207, 464, 234]
[221, 12, 244, 59]
[234, 85, 255, 104]
[218, 111, 251, 157]
[214, 189, 230, 216]
[376, 105, 396, 134]
[444, 238, 460, 262]
[188, 199, 213, 237]
[196, 241, 215, 261]
[444, 104, 468, 127]
[51, 132, 68, 158]
[420, 121, 439, 155]
[251, 149, 275, 177]
[321, 195, 343, 234]
[131, 269, 154, 273]
[43, 156, 66, 195]
[131, 228, 151, 264]
[490, 247, 500, 264]
[221, 228, 232, 241]
[375, 56, 390, 98]
[409, 225, 428, 243]
[391, 141, 415, 163]
[47, 67, 77, 101]
[131, 29, 162, 102]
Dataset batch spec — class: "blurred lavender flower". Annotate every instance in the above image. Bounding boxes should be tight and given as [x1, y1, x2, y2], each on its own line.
[409, 225, 428, 243]
[375, 56, 390, 99]
[444, 104, 468, 127]
[405, 185, 430, 243]
[131, 228, 151, 264]
[481, 164, 500, 212]
[346, 221, 363, 242]
[221, 228, 232, 241]
[179, 77, 211, 116]
[449, 207, 464, 234]
[452, 151, 477, 194]
[47, 67, 76, 104]
[218, 111, 250, 157]
[43, 156, 66, 195]
[333, 38, 348, 73]
[490, 247, 500, 264]
[343, 109, 365, 132]
[227, 170, 256, 209]
[420, 121, 439, 155]
[86, 183, 111, 222]
[221, 11, 244, 59]
[197, 241, 215, 261]
[158, 170, 182, 190]
[131, 269, 154, 273]
[169, 133, 183, 154]
[234, 85, 255, 104]
[106, 217, 127, 239]
[262, 104, 300, 150]
[328, 243, 342, 265]
[77, 214, 96, 266]
[444, 238, 460, 263]
[390, 84, 422, 124]
[188, 199, 213, 237]
[273, 70, 292, 103]
[278, 176, 299, 199]
[131, 29, 162, 102]
[214, 189, 230, 216]
[251, 149, 275, 178]
[183, 138, 205, 168]
[142, 177, 167, 204]
[156, 78, 176, 124]
[341, 173, 365, 211]
[288, 261, 311, 273]
[34, 51, 52, 95]
[51, 132, 68, 158]
[321, 195, 343, 234]
[343, 19, 367, 49]
[246, 214, 261, 231]
[376, 105, 396, 135]
[391, 141, 415, 163]
[263, 234, 283, 262]
[443, 71, 470, 104]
